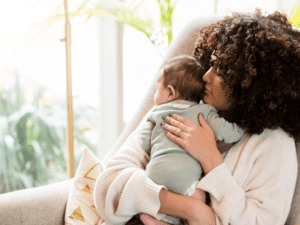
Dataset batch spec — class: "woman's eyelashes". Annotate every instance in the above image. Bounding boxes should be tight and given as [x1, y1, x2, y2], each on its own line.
[216, 70, 222, 78]
[209, 60, 222, 77]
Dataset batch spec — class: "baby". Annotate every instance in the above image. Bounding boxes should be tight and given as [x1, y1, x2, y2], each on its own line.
[137, 55, 245, 224]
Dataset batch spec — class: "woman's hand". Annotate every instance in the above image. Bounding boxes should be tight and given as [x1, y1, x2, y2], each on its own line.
[140, 189, 216, 225]
[162, 113, 224, 174]
[140, 214, 169, 225]
[140, 209, 216, 225]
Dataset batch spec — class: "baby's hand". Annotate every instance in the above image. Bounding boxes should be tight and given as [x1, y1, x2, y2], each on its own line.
[191, 188, 206, 204]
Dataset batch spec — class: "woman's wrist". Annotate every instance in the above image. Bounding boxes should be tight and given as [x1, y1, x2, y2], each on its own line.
[200, 145, 224, 175]
[158, 189, 215, 224]
[189, 198, 216, 225]
[158, 189, 216, 223]
[158, 188, 190, 220]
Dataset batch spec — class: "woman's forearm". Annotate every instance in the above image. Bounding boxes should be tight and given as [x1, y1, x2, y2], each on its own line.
[158, 189, 216, 224]
[158, 189, 191, 219]
[199, 145, 224, 175]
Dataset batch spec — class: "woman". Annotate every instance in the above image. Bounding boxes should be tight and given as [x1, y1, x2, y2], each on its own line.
[94, 9, 300, 225]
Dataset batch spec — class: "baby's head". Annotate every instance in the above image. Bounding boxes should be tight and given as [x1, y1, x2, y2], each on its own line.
[154, 55, 206, 106]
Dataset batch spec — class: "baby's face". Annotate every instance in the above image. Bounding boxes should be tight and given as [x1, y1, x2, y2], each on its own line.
[153, 70, 170, 106]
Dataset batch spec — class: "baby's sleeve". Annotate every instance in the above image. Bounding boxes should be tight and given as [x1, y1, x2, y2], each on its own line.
[206, 106, 245, 143]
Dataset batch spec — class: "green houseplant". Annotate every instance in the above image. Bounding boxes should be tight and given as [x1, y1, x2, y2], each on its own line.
[48, 0, 178, 47]
[0, 73, 98, 193]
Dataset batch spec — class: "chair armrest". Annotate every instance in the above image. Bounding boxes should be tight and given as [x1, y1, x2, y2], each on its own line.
[0, 178, 73, 225]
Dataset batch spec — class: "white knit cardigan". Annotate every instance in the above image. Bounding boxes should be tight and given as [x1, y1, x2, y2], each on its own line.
[94, 125, 297, 225]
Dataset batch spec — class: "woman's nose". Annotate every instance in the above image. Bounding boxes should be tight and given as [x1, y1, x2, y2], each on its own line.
[202, 67, 213, 83]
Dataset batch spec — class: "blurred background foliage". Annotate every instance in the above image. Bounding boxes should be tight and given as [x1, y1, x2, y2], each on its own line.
[45, 0, 300, 53]
[1, 0, 300, 194]
[47, 0, 178, 48]
[0, 71, 98, 193]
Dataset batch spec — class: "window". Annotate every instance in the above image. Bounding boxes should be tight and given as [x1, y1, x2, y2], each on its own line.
[0, 0, 295, 193]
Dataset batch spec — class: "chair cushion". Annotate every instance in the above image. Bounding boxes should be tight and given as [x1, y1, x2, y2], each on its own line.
[65, 149, 104, 225]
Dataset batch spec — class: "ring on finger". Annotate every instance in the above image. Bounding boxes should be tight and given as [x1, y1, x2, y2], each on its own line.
[175, 127, 183, 137]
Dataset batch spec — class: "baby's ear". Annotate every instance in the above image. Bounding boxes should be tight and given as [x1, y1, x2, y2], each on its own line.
[167, 85, 177, 98]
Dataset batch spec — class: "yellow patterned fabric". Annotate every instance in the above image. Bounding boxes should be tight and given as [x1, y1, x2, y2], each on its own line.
[65, 149, 104, 225]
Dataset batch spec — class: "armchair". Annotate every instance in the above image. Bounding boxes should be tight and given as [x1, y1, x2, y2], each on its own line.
[0, 14, 299, 225]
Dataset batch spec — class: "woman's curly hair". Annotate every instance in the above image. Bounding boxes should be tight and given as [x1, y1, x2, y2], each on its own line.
[194, 9, 300, 141]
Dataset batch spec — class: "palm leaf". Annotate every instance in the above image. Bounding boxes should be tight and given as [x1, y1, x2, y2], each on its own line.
[14, 172, 34, 189]
[31, 140, 48, 183]
[42, 0, 154, 38]
[15, 71, 25, 111]
[0, 119, 11, 192]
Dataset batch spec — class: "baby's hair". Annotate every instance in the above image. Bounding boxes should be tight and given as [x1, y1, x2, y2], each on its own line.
[162, 55, 206, 103]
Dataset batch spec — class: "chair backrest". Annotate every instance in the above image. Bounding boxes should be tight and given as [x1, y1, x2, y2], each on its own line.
[102, 14, 300, 225]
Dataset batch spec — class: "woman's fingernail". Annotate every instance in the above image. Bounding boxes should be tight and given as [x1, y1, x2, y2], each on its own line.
[169, 113, 173, 117]
[160, 122, 165, 126]
[162, 116, 166, 120]
[165, 131, 168, 134]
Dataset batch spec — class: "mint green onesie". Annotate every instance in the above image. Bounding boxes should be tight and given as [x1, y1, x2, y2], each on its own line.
[140, 100, 245, 196]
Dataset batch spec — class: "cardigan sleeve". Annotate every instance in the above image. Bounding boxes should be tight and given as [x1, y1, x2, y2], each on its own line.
[94, 127, 166, 224]
[196, 129, 298, 225]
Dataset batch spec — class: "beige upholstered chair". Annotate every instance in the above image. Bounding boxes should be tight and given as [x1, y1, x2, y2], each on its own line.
[0, 15, 299, 225]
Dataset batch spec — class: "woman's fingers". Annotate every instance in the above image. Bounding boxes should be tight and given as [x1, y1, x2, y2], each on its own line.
[168, 113, 193, 127]
[162, 114, 191, 133]
[162, 122, 185, 138]
[140, 214, 169, 225]
[164, 129, 186, 148]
